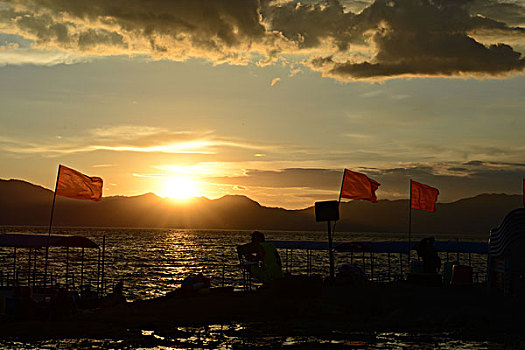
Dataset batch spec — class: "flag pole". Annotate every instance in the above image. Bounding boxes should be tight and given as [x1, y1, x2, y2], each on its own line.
[338, 169, 347, 203]
[331, 169, 347, 249]
[327, 220, 334, 280]
[326, 169, 346, 281]
[47, 165, 61, 236]
[408, 179, 412, 267]
[44, 164, 61, 287]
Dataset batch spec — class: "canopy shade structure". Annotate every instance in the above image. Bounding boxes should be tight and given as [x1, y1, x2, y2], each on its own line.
[269, 240, 488, 254]
[0, 233, 98, 249]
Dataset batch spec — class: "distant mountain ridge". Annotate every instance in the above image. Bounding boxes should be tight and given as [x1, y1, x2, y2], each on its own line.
[0, 178, 523, 235]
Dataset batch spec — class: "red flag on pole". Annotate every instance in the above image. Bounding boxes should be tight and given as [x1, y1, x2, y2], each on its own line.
[56, 165, 103, 201]
[340, 169, 381, 203]
[410, 180, 439, 212]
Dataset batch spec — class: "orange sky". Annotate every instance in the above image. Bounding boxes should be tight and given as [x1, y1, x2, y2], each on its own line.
[1, 0, 525, 208]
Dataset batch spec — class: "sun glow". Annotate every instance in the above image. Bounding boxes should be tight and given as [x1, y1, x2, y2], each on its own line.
[162, 176, 201, 200]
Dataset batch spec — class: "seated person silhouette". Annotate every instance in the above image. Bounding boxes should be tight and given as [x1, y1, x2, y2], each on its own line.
[237, 231, 283, 284]
[101, 281, 126, 307]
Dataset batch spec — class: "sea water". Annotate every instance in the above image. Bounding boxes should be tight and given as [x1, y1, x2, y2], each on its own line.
[0, 228, 497, 349]
[0, 330, 508, 349]
[0, 227, 488, 300]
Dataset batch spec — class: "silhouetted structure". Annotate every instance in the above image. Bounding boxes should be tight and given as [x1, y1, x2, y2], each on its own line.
[488, 208, 525, 296]
[0, 232, 108, 318]
[270, 240, 487, 283]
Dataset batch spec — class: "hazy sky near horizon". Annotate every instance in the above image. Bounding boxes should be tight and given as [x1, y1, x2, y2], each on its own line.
[1, 0, 525, 209]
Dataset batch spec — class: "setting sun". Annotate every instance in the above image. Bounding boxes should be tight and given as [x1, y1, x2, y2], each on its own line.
[162, 176, 201, 200]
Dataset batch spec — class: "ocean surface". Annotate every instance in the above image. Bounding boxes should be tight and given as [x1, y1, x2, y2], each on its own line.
[0, 227, 496, 349]
[0, 330, 508, 349]
[0, 227, 488, 300]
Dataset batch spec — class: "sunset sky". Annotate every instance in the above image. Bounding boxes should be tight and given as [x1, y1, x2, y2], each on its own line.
[1, 0, 525, 208]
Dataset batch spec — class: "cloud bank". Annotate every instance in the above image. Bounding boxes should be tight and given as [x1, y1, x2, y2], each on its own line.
[206, 161, 525, 203]
[0, 125, 274, 157]
[1, 0, 524, 79]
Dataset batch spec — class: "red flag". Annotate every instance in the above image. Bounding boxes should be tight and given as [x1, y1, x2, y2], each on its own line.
[56, 165, 103, 201]
[340, 169, 381, 203]
[410, 180, 439, 212]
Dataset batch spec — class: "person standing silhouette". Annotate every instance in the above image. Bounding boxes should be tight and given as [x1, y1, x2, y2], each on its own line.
[416, 237, 441, 274]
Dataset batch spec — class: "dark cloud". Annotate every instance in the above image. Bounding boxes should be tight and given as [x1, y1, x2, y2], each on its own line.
[362, 163, 525, 201]
[295, 192, 338, 201]
[470, 0, 525, 26]
[464, 160, 525, 167]
[308, 0, 525, 79]
[207, 163, 525, 202]
[2, 0, 268, 61]
[316, 42, 525, 78]
[464, 160, 485, 166]
[1, 0, 524, 79]
[261, 0, 355, 50]
[206, 168, 343, 190]
[448, 167, 469, 172]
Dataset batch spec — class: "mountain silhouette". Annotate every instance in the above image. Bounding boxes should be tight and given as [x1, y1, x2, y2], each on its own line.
[0, 179, 522, 235]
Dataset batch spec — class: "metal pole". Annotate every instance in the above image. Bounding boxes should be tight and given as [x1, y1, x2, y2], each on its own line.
[101, 235, 106, 295]
[13, 247, 16, 286]
[286, 248, 290, 272]
[307, 250, 311, 276]
[97, 247, 101, 296]
[28, 248, 31, 286]
[370, 252, 374, 281]
[456, 238, 460, 263]
[221, 253, 225, 288]
[328, 220, 334, 280]
[388, 253, 392, 282]
[332, 169, 347, 241]
[66, 247, 69, 288]
[290, 249, 293, 274]
[362, 251, 366, 275]
[80, 248, 85, 292]
[306, 250, 309, 276]
[408, 179, 413, 267]
[400, 252, 403, 276]
[45, 164, 61, 287]
[33, 248, 37, 288]
[242, 262, 246, 291]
